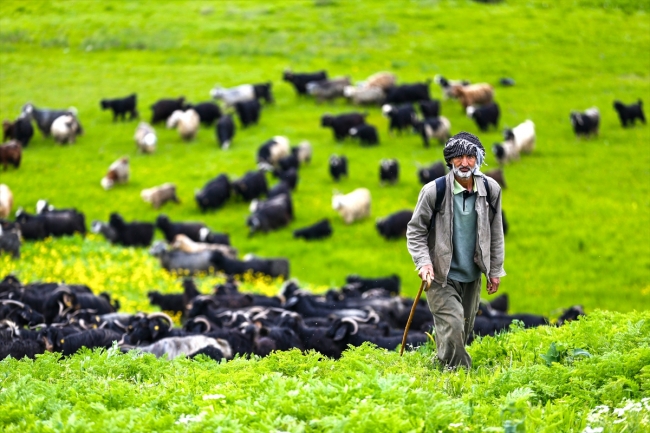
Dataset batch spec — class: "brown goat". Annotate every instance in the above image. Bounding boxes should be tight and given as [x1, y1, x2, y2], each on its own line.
[451, 83, 494, 109]
[0, 140, 22, 170]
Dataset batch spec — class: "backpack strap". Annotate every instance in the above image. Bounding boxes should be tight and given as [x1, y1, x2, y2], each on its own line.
[482, 176, 498, 222]
[428, 176, 446, 231]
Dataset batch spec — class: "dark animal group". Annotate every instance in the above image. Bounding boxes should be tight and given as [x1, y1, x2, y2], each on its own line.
[0, 273, 585, 361]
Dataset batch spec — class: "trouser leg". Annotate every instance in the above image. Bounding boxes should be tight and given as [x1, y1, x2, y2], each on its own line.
[426, 278, 482, 369]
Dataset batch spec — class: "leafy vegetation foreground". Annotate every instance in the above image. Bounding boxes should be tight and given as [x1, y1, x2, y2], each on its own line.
[1, 310, 649, 432]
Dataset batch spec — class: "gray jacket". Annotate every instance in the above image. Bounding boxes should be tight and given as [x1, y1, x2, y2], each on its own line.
[406, 170, 506, 287]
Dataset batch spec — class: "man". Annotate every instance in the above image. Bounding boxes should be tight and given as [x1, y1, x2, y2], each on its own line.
[406, 131, 505, 369]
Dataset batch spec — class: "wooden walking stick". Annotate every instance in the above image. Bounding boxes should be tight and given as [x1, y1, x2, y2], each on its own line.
[400, 277, 431, 356]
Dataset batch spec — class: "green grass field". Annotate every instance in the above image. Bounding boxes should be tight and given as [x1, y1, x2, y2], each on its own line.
[1, 1, 649, 430]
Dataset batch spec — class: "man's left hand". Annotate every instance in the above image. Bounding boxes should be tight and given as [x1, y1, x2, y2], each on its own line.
[487, 277, 500, 295]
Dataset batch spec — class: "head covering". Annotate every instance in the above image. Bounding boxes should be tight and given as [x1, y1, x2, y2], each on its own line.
[443, 131, 486, 168]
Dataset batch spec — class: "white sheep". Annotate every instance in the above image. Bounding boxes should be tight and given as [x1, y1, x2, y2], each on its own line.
[129, 335, 233, 360]
[364, 72, 397, 90]
[332, 188, 371, 224]
[140, 183, 179, 209]
[492, 141, 520, 165]
[343, 85, 385, 105]
[504, 119, 536, 154]
[0, 184, 13, 219]
[209, 84, 255, 107]
[100, 157, 129, 190]
[292, 140, 312, 164]
[50, 114, 82, 144]
[171, 233, 238, 259]
[166, 109, 200, 141]
[134, 122, 157, 153]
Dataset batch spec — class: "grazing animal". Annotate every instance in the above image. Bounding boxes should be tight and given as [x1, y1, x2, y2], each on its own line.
[90, 221, 118, 244]
[293, 219, 332, 240]
[2, 115, 34, 147]
[216, 114, 235, 149]
[257, 136, 291, 167]
[0, 184, 13, 218]
[210, 84, 255, 107]
[283, 69, 328, 96]
[467, 102, 500, 132]
[376, 210, 413, 240]
[290, 141, 312, 164]
[503, 119, 536, 154]
[417, 161, 446, 185]
[379, 159, 399, 185]
[413, 116, 451, 147]
[100, 157, 129, 190]
[15, 209, 86, 238]
[0, 140, 22, 170]
[321, 112, 367, 141]
[499, 77, 515, 86]
[213, 251, 289, 279]
[128, 335, 233, 360]
[150, 97, 185, 124]
[349, 124, 379, 146]
[195, 174, 231, 212]
[100, 93, 138, 121]
[329, 155, 348, 182]
[613, 99, 645, 127]
[141, 183, 180, 209]
[382, 104, 416, 134]
[276, 167, 298, 191]
[253, 82, 274, 104]
[343, 85, 385, 106]
[384, 82, 431, 105]
[232, 170, 268, 202]
[155, 215, 207, 243]
[171, 234, 237, 259]
[346, 274, 401, 295]
[364, 72, 397, 90]
[418, 100, 441, 118]
[107, 212, 155, 247]
[234, 99, 261, 128]
[149, 241, 216, 274]
[483, 169, 507, 189]
[492, 141, 519, 165]
[451, 83, 494, 109]
[185, 102, 221, 126]
[307, 77, 351, 103]
[433, 75, 470, 100]
[247, 194, 293, 235]
[0, 225, 21, 259]
[50, 114, 82, 144]
[332, 188, 371, 224]
[570, 108, 600, 138]
[21, 103, 74, 137]
[134, 122, 157, 153]
[166, 109, 200, 141]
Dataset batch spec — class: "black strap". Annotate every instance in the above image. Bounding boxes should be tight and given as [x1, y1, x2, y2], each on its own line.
[428, 176, 497, 231]
[428, 176, 446, 231]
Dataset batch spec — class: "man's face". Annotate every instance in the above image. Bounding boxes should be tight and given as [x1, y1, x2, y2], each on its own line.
[451, 154, 477, 179]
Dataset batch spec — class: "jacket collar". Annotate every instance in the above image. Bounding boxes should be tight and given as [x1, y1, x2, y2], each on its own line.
[447, 170, 487, 196]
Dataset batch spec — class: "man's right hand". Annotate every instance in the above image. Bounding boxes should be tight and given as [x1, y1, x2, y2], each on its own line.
[418, 264, 434, 286]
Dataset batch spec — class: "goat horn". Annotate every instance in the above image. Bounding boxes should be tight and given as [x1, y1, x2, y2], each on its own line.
[0, 299, 26, 308]
[192, 316, 212, 333]
[147, 312, 174, 329]
[340, 317, 359, 335]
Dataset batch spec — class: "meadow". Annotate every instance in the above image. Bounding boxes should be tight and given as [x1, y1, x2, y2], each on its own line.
[1, 0, 649, 431]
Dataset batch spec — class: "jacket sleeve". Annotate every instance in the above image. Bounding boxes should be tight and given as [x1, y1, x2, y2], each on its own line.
[488, 182, 506, 278]
[406, 184, 435, 271]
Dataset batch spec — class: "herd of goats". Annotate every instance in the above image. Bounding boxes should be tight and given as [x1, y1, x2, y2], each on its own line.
[0, 68, 643, 361]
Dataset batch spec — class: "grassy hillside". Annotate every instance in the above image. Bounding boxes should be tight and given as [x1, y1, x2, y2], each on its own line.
[1, 0, 649, 318]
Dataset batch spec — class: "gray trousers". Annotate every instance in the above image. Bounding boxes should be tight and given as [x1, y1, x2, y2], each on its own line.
[425, 277, 482, 369]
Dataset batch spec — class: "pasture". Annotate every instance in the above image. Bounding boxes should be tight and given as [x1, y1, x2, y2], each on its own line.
[1, 0, 649, 431]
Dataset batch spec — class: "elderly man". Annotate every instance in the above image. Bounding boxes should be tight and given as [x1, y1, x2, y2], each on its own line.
[406, 131, 505, 369]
